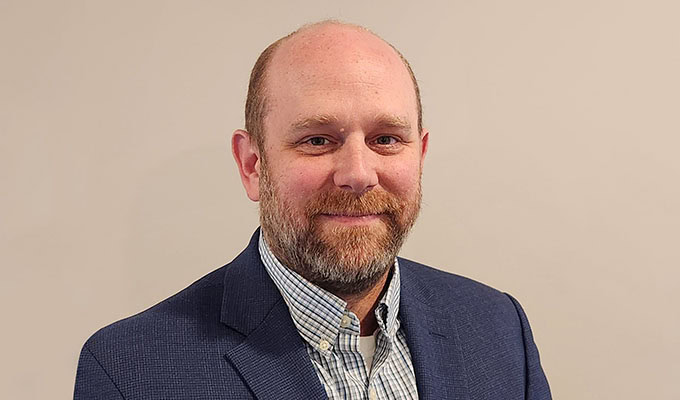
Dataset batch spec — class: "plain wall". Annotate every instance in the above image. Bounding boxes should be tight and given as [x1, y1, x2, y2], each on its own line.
[1, 0, 678, 398]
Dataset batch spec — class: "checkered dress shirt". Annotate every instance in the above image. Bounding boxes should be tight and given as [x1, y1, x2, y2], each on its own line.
[259, 235, 419, 400]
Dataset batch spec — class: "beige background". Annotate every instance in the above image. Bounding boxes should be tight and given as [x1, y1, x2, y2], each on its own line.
[1, 0, 678, 398]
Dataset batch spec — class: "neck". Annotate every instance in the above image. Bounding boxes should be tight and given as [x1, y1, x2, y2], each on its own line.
[339, 269, 391, 336]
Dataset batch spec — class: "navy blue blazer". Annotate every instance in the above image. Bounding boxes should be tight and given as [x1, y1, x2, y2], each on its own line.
[75, 230, 551, 399]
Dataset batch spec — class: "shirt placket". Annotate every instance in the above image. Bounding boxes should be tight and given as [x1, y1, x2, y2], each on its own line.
[342, 311, 374, 392]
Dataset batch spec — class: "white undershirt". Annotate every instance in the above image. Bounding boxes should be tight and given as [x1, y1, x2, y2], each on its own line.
[358, 330, 378, 372]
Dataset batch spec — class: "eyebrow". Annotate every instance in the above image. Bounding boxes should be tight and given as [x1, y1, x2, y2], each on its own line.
[289, 113, 412, 132]
[290, 114, 340, 131]
[372, 113, 411, 131]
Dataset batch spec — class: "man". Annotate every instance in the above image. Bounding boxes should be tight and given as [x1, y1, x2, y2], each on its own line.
[75, 21, 551, 399]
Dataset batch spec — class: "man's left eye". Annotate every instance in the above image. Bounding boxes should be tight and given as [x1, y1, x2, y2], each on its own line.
[375, 136, 397, 145]
[307, 137, 329, 146]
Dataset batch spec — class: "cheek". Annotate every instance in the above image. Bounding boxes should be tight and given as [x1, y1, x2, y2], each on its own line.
[273, 164, 330, 204]
[380, 162, 422, 195]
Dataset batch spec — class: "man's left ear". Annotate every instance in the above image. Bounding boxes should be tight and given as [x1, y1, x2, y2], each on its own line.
[231, 129, 261, 202]
[420, 129, 429, 166]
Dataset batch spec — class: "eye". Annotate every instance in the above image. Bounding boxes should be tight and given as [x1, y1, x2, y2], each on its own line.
[374, 136, 398, 145]
[306, 137, 330, 146]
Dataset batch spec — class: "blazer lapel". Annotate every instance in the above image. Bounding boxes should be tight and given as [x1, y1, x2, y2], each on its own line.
[220, 230, 328, 400]
[224, 300, 328, 400]
[399, 259, 470, 400]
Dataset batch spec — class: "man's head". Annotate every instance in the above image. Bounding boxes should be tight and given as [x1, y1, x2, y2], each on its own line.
[232, 21, 429, 296]
[244, 21, 424, 154]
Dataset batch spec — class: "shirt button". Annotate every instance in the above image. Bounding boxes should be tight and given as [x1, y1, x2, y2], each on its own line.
[340, 315, 352, 328]
[369, 388, 377, 400]
[319, 339, 330, 351]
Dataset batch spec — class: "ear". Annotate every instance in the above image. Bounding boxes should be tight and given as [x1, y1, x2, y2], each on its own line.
[419, 129, 429, 168]
[231, 129, 261, 201]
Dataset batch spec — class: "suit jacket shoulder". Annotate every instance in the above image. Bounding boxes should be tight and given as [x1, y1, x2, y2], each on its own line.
[399, 257, 521, 331]
[397, 257, 552, 400]
[75, 265, 257, 399]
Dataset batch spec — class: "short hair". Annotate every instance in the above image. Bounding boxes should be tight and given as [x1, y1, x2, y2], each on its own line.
[244, 21, 423, 152]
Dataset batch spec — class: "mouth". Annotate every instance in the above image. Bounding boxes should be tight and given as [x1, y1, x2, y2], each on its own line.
[318, 213, 382, 225]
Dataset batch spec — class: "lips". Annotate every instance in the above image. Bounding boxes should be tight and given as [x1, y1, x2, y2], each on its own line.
[316, 213, 384, 226]
[322, 213, 378, 217]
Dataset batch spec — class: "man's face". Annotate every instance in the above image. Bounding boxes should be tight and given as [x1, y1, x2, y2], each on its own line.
[256, 26, 428, 295]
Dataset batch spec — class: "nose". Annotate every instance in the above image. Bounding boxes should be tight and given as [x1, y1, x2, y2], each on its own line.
[333, 137, 379, 194]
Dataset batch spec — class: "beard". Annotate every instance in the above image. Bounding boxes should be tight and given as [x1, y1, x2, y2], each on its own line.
[258, 158, 422, 296]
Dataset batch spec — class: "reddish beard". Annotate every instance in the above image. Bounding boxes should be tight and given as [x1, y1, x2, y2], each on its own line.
[258, 161, 421, 296]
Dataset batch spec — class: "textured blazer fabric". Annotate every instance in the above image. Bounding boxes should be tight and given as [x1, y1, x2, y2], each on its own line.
[74, 229, 552, 399]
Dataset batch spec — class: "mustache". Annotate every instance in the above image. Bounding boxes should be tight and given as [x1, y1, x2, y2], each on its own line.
[303, 188, 404, 217]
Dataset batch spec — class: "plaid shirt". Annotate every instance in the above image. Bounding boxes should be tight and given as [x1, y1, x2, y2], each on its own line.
[259, 235, 418, 400]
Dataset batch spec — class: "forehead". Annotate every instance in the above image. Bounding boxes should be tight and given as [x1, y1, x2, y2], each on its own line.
[264, 25, 417, 128]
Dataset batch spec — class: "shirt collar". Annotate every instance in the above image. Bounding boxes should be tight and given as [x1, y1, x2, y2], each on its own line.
[258, 232, 402, 356]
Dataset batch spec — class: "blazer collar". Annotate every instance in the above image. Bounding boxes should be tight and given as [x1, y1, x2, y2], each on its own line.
[220, 229, 328, 400]
[399, 258, 471, 400]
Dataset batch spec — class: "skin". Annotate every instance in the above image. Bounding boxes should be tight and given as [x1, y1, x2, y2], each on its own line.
[233, 23, 429, 335]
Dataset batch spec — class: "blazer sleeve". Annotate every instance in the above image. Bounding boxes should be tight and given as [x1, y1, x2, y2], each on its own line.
[505, 293, 552, 400]
[74, 344, 125, 400]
